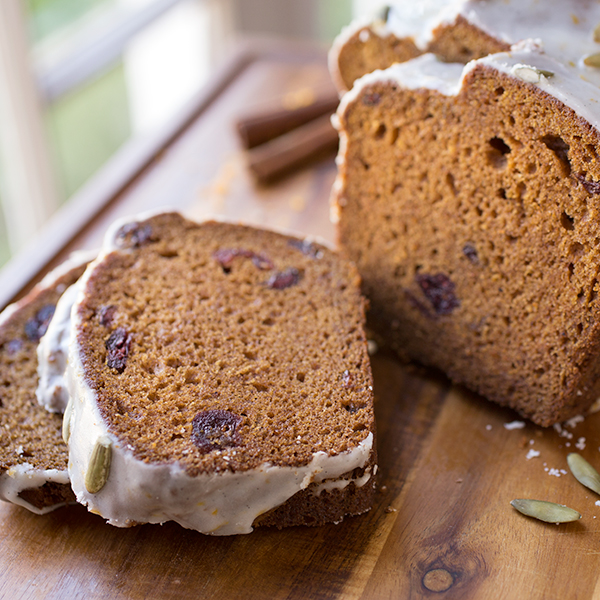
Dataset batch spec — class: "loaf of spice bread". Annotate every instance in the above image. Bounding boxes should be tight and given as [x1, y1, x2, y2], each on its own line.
[329, 1, 600, 93]
[332, 39, 600, 426]
[0, 255, 89, 513]
[63, 212, 376, 534]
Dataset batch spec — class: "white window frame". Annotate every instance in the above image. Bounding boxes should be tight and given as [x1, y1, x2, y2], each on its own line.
[0, 0, 60, 254]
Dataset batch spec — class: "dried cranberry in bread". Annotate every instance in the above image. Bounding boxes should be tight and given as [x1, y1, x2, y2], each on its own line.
[0, 256, 88, 513]
[329, 1, 600, 93]
[65, 212, 376, 534]
[332, 45, 600, 427]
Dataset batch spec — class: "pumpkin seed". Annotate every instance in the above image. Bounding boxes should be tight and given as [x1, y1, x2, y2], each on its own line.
[584, 53, 600, 68]
[62, 398, 73, 444]
[85, 437, 112, 494]
[513, 66, 541, 83]
[512, 66, 554, 84]
[538, 69, 555, 79]
[594, 23, 600, 43]
[567, 453, 600, 495]
[510, 499, 581, 523]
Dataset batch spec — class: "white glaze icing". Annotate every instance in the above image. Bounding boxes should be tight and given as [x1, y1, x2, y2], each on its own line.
[337, 46, 600, 141]
[0, 464, 71, 515]
[330, 0, 600, 91]
[35, 250, 96, 413]
[66, 212, 374, 535]
[312, 465, 374, 496]
[377, 0, 468, 49]
[36, 282, 80, 413]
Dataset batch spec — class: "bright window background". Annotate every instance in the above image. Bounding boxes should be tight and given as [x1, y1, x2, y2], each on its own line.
[0, 0, 354, 269]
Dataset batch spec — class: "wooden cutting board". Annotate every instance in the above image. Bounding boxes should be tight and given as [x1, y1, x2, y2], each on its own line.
[2, 39, 600, 600]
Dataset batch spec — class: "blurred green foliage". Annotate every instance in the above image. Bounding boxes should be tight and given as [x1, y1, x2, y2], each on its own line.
[317, 1, 352, 42]
[46, 63, 131, 199]
[26, 0, 113, 41]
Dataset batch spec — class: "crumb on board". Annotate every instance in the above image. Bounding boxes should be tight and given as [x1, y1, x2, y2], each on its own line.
[553, 423, 574, 440]
[544, 467, 568, 477]
[565, 415, 585, 428]
[526, 449, 540, 460]
[504, 421, 526, 430]
[367, 339, 378, 355]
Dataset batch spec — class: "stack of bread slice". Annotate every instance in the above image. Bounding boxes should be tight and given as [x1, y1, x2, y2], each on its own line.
[0, 211, 376, 535]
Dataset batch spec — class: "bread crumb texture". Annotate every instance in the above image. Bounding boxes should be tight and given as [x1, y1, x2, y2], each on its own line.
[336, 66, 600, 426]
[76, 214, 374, 476]
[0, 267, 86, 474]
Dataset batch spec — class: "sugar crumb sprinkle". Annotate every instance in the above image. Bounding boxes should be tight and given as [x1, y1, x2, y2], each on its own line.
[504, 421, 526, 430]
[565, 415, 585, 428]
[553, 423, 574, 440]
[545, 467, 567, 477]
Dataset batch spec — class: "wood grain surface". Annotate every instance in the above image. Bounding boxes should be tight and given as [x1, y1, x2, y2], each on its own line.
[2, 40, 600, 600]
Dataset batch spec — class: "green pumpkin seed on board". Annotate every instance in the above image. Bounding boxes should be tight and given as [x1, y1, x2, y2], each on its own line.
[510, 499, 581, 523]
[567, 453, 600, 495]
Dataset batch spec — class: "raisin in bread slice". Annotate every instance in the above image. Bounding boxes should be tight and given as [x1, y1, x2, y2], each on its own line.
[65, 212, 376, 534]
[329, 0, 600, 93]
[0, 255, 89, 513]
[332, 46, 600, 427]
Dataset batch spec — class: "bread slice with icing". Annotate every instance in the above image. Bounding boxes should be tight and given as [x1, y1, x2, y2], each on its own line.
[0, 255, 89, 513]
[64, 212, 376, 534]
[329, 0, 600, 93]
[332, 44, 600, 426]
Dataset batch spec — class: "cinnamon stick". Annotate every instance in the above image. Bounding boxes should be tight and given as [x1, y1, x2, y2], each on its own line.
[246, 114, 338, 184]
[237, 93, 339, 149]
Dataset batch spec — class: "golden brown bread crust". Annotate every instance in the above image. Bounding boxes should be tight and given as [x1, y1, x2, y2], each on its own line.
[334, 64, 600, 426]
[333, 14, 510, 93]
